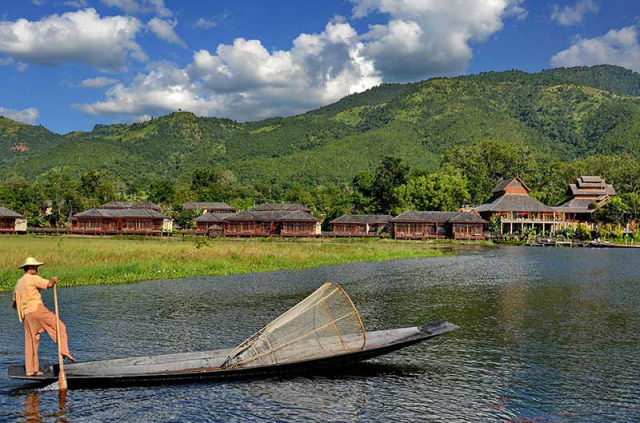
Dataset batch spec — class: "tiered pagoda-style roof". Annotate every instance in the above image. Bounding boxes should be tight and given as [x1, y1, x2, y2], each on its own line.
[555, 176, 615, 215]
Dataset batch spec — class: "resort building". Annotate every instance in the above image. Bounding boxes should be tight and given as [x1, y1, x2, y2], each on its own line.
[183, 202, 236, 214]
[554, 176, 615, 224]
[223, 210, 320, 237]
[71, 202, 172, 235]
[0, 206, 27, 234]
[194, 212, 228, 236]
[390, 211, 486, 240]
[475, 177, 563, 235]
[330, 214, 391, 237]
[251, 203, 312, 213]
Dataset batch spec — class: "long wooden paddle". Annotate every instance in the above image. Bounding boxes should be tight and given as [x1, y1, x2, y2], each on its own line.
[53, 284, 68, 391]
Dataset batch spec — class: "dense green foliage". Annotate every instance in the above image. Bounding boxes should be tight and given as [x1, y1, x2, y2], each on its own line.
[1, 65, 640, 230]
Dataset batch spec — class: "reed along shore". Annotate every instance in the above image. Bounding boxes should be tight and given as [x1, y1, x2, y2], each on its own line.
[0, 236, 483, 291]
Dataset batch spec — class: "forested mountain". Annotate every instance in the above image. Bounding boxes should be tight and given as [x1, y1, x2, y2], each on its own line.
[0, 117, 65, 168]
[2, 65, 640, 191]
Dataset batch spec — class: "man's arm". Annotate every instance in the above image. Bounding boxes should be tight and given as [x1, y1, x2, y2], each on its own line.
[47, 276, 58, 289]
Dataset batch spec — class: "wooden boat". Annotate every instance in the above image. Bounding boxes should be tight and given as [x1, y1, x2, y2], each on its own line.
[8, 320, 457, 387]
[8, 282, 458, 388]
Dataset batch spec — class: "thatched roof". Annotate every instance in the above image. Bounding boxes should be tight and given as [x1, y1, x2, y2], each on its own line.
[390, 211, 486, 224]
[102, 201, 162, 212]
[224, 210, 318, 222]
[0, 206, 23, 218]
[252, 203, 312, 212]
[74, 208, 168, 219]
[475, 194, 554, 213]
[194, 212, 230, 223]
[184, 202, 235, 212]
[555, 197, 603, 214]
[330, 214, 392, 224]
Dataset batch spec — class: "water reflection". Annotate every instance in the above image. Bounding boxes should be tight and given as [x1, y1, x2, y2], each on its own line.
[19, 391, 67, 423]
[1, 247, 639, 422]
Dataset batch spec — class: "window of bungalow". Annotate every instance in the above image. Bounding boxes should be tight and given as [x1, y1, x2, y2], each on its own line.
[437, 225, 446, 235]
[0, 219, 13, 229]
[287, 222, 310, 233]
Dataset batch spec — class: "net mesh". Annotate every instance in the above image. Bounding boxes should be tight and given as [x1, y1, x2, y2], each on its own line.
[221, 282, 366, 369]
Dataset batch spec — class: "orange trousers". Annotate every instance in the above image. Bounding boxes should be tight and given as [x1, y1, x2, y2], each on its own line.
[23, 304, 70, 375]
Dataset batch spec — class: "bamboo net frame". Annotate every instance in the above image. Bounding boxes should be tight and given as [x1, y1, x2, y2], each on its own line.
[222, 282, 366, 369]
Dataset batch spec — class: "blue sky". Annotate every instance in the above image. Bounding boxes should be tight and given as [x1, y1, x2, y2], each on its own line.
[0, 0, 639, 134]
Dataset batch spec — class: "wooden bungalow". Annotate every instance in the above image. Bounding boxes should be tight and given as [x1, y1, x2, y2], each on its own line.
[475, 177, 563, 235]
[194, 212, 228, 236]
[184, 202, 236, 214]
[330, 214, 391, 237]
[223, 210, 320, 237]
[554, 176, 615, 224]
[70, 207, 171, 235]
[390, 211, 486, 240]
[0, 206, 27, 234]
[251, 203, 312, 213]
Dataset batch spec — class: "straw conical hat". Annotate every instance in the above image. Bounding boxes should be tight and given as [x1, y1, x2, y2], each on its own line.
[18, 257, 45, 269]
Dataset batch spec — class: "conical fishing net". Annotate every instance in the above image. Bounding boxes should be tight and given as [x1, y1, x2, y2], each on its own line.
[221, 282, 366, 369]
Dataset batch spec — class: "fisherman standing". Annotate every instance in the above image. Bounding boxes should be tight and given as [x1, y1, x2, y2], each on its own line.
[12, 257, 75, 377]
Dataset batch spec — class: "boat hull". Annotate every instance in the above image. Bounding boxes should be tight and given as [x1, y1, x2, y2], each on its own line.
[8, 320, 457, 388]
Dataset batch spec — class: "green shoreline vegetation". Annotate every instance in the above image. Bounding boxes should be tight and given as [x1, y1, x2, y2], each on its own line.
[0, 236, 485, 292]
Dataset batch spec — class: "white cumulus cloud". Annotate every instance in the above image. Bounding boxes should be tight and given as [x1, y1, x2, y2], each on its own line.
[147, 18, 186, 47]
[350, 0, 527, 82]
[101, 0, 172, 17]
[551, 26, 640, 71]
[74, 62, 219, 117]
[76, 21, 381, 121]
[0, 8, 146, 72]
[0, 107, 39, 125]
[80, 76, 119, 88]
[551, 0, 598, 26]
[76, 1, 524, 121]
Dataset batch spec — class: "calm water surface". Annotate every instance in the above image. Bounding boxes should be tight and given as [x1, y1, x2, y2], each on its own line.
[0, 246, 639, 422]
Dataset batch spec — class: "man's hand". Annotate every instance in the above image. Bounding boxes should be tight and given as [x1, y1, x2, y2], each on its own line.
[48, 276, 58, 289]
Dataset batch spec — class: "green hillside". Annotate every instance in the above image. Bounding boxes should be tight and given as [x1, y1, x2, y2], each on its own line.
[0, 117, 65, 168]
[2, 65, 640, 189]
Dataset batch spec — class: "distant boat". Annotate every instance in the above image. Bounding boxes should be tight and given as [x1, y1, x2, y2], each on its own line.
[8, 282, 458, 388]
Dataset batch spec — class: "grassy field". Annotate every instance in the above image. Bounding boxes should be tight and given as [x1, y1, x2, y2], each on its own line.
[0, 236, 481, 292]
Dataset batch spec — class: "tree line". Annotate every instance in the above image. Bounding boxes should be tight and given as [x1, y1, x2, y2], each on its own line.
[1, 140, 639, 230]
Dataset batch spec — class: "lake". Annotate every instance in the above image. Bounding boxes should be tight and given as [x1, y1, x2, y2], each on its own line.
[1, 246, 639, 422]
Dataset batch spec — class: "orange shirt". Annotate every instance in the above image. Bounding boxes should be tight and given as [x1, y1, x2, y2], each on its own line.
[13, 274, 50, 320]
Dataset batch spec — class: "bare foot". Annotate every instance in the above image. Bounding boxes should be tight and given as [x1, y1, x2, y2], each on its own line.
[62, 353, 76, 362]
[27, 371, 44, 377]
